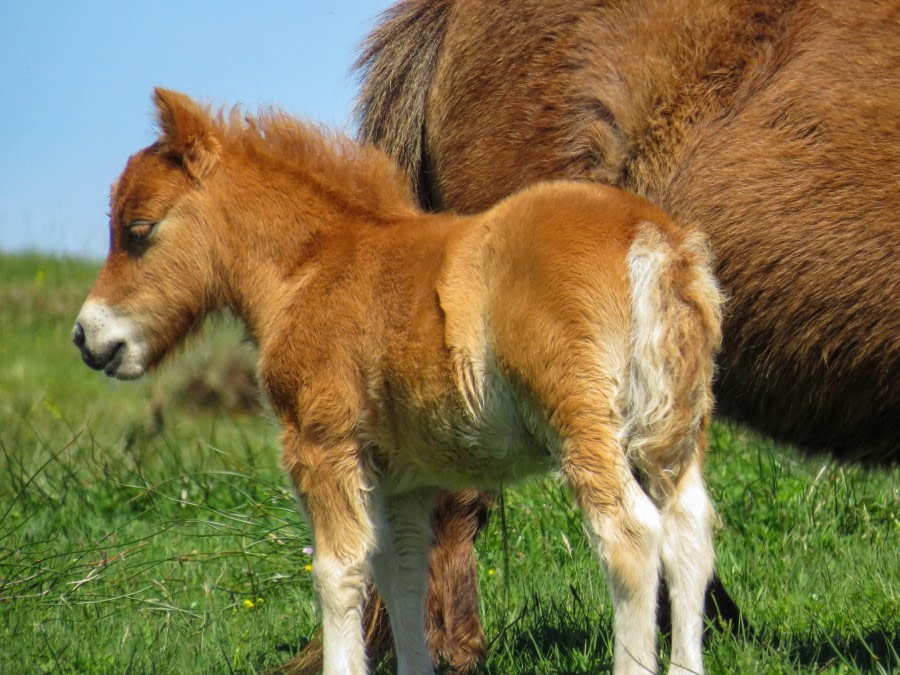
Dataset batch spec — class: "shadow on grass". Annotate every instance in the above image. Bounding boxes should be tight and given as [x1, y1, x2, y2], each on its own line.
[492, 611, 899, 674]
[780, 626, 900, 672]
[254, 610, 898, 674]
[477, 590, 614, 674]
[247, 569, 893, 674]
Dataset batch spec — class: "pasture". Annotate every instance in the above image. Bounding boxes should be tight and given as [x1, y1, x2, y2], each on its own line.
[1, 252, 898, 673]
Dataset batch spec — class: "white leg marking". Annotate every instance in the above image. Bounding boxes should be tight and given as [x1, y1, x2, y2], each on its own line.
[315, 552, 370, 675]
[583, 474, 662, 675]
[661, 462, 714, 674]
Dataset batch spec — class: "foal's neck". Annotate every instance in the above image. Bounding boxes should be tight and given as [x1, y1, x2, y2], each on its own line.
[213, 142, 417, 343]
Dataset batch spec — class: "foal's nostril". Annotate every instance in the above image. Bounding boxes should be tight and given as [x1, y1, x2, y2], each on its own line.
[72, 322, 86, 348]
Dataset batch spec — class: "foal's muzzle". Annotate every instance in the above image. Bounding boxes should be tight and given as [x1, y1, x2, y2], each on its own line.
[71, 301, 148, 380]
[72, 321, 125, 373]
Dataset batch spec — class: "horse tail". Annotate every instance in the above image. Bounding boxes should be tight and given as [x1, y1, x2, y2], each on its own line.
[623, 223, 724, 497]
[354, 0, 453, 209]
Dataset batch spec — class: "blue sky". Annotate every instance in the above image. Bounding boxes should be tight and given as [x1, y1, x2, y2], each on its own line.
[0, 1, 392, 259]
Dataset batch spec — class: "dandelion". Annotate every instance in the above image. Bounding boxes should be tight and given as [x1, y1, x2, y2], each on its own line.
[304, 563, 313, 572]
[487, 569, 495, 576]
[242, 599, 255, 610]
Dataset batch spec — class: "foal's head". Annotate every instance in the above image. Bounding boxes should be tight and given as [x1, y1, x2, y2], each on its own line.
[72, 88, 223, 379]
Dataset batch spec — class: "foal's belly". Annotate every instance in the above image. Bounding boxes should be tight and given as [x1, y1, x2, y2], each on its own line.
[374, 376, 558, 494]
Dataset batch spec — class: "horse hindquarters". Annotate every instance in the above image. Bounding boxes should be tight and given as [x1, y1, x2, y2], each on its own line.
[554, 220, 720, 674]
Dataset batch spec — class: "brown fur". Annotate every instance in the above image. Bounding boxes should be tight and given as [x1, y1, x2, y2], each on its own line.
[348, 3, 899, 668]
[358, 0, 900, 463]
[75, 89, 722, 674]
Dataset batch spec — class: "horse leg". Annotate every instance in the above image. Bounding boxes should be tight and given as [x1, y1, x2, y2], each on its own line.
[424, 490, 489, 670]
[370, 490, 436, 675]
[276, 490, 489, 674]
[313, 545, 370, 675]
[564, 437, 662, 675]
[655, 460, 715, 674]
[281, 431, 373, 675]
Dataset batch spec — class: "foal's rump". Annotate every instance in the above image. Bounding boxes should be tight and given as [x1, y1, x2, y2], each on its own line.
[455, 180, 723, 673]
[442, 181, 722, 481]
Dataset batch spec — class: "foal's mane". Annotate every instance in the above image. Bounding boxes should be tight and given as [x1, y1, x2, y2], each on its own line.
[209, 102, 418, 221]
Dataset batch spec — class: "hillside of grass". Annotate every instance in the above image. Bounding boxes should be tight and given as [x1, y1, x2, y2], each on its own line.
[1, 253, 897, 673]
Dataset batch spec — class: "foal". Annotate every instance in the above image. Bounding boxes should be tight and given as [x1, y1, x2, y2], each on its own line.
[73, 89, 722, 675]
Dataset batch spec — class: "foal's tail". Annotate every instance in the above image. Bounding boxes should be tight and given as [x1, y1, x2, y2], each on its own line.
[623, 223, 724, 496]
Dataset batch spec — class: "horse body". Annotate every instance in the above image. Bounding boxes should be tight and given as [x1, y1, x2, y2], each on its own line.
[74, 89, 722, 674]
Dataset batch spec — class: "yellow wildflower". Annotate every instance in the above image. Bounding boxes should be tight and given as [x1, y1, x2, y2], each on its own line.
[43, 398, 63, 420]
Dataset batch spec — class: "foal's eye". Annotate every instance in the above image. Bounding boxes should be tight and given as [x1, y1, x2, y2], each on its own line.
[127, 220, 157, 242]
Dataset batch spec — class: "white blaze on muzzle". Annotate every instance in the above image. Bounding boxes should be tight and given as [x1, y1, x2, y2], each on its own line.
[72, 300, 150, 380]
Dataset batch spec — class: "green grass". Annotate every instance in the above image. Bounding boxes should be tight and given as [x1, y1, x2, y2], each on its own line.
[1, 253, 898, 673]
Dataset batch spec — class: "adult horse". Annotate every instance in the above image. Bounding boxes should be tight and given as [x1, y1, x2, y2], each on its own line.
[280, 0, 899, 672]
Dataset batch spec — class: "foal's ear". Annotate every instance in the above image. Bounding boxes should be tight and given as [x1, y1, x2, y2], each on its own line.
[153, 87, 221, 180]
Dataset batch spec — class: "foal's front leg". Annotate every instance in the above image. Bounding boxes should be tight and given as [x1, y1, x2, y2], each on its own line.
[370, 489, 437, 675]
[282, 426, 374, 675]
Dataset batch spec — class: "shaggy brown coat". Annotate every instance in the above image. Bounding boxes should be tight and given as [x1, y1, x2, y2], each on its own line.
[359, 0, 899, 462]
[319, 0, 899, 671]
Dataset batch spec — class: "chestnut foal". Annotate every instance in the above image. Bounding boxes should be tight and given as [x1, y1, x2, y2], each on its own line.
[73, 89, 722, 674]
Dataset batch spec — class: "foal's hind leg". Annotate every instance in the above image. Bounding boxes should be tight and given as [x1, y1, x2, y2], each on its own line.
[563, 436, 662, 675]
[655, 459, 715, 674]
[370, 490, 436, 675]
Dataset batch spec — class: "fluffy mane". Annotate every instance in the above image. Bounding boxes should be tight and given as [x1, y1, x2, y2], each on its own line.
[163, 94, 419, 222]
